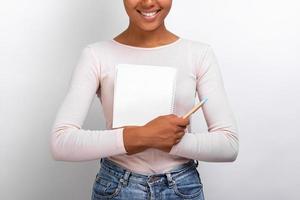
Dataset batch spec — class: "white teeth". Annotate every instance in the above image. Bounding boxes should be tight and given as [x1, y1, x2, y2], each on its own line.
[140, 10, 159, 17]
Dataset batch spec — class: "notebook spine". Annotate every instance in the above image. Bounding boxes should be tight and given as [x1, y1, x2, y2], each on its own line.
[170, 69, 177, 113]
[112, 66, 119, 128]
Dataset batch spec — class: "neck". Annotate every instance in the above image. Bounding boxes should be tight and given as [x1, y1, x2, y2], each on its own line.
[116, 21, 178, 47]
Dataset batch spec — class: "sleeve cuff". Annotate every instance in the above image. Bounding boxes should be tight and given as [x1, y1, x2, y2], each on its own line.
[115, 127, 128, 154]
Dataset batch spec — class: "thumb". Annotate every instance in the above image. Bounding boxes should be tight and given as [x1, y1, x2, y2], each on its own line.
[175, 116, 190, 126]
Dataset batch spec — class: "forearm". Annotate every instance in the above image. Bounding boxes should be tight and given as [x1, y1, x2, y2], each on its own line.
[169, 129, 239, 162]
[50, 126, 127, 161]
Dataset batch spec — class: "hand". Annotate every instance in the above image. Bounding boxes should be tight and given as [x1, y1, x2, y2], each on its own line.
[140, 114, 190, 153]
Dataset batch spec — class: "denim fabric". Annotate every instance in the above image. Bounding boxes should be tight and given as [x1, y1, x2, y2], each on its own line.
[91, 158, 205, 200]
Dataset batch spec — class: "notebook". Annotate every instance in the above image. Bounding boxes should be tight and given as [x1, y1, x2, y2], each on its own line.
[112, 63, 177, 128]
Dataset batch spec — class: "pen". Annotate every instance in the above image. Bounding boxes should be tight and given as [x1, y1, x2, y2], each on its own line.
[181, 97, 208, 119]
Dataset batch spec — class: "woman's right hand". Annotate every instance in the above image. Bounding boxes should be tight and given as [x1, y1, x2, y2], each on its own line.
[140, 114, 190, 153]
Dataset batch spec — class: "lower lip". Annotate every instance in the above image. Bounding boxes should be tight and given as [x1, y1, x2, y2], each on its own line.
[138, 10, 161, 22]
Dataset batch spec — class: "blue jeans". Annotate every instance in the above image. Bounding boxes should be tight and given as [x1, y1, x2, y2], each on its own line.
[91, 158, 205, 200]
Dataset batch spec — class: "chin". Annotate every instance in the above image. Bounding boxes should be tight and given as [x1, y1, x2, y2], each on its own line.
[138, 23, 163, 32]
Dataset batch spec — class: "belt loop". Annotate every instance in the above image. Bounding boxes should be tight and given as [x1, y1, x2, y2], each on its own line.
[194, 160, 199, 168]
[166, 172, 175, 188]
[120, 170, 131, 187]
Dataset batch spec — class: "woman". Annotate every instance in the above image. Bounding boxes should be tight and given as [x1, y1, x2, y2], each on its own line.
[50, 0, 239, 199]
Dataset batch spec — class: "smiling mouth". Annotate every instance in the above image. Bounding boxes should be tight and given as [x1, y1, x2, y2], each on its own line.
[137, 9, 162, 17]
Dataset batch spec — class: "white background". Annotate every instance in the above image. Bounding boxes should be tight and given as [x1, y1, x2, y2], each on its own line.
[1, 0, 299, 199]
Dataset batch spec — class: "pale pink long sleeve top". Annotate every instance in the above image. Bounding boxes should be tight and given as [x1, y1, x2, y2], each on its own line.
[50, 37, 239, 174]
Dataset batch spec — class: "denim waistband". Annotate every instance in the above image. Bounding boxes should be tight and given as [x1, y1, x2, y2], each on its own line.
[99, 158, 199, 186]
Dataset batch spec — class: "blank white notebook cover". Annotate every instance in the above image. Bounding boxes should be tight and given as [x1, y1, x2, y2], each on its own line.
[112, 64, 177, 128]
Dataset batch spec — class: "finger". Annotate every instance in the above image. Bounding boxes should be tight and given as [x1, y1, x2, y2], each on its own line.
[178, 125, 187, 129]
[175, 126, 185, 133]
[167, 114, 177, 118]
[176, 131, 185, 138]
[173, 116, 190, 126]
[174, 138, 181, 144]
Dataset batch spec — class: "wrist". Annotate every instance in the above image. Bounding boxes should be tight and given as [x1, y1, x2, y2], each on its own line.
[136, 126, 150, 149]
[123, 126, 148, 154]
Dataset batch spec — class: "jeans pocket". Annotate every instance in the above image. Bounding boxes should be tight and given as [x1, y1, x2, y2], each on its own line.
[172, 168, 203, 199]
[92, 170, 122, 199]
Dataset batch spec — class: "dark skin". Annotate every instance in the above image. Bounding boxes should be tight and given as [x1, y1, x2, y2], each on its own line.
[113, 0, 190, 155]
